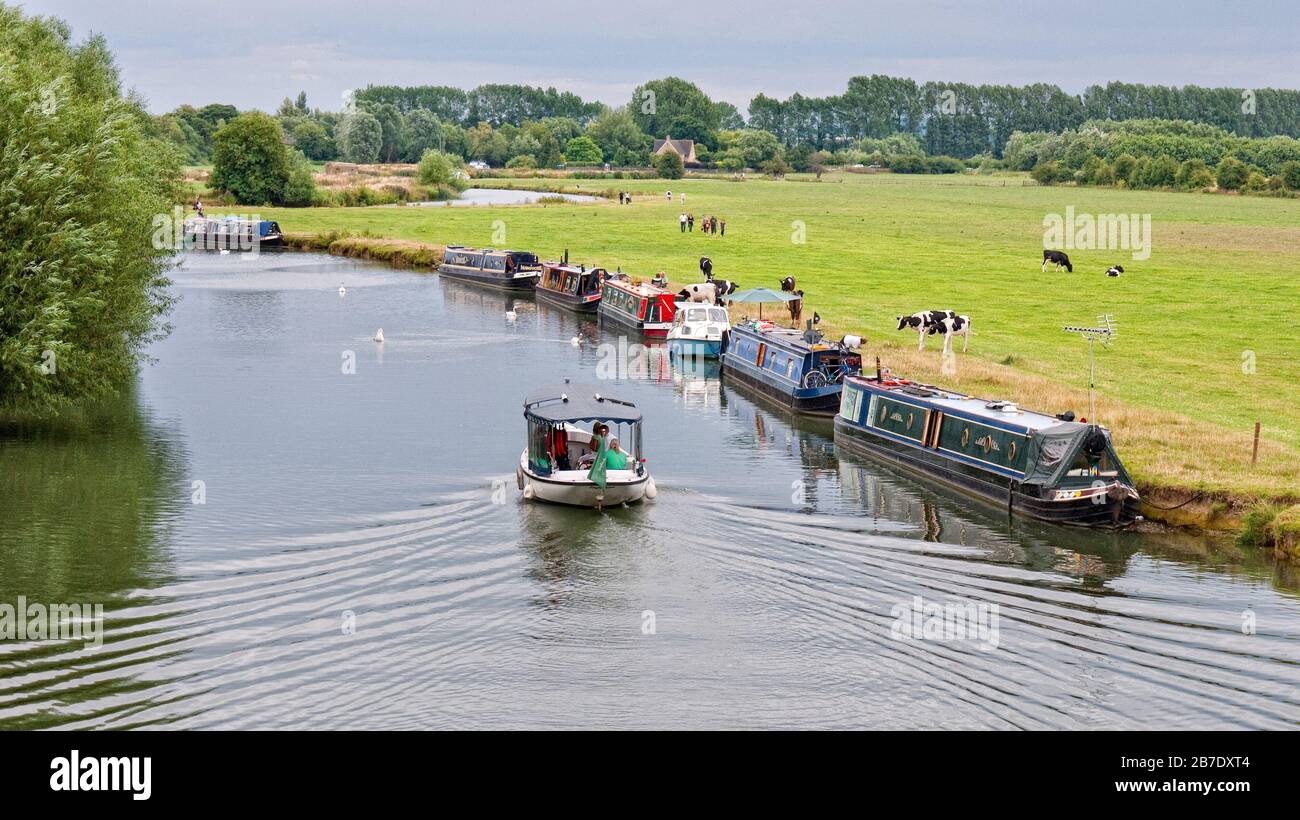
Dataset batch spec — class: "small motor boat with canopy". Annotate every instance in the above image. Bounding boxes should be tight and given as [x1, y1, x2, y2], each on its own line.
[519, 383, 657, 509]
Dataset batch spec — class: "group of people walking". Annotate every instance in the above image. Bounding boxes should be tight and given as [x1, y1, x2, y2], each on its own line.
[678, 212, 725, 236]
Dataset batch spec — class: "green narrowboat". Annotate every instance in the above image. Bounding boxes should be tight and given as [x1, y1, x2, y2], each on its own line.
[833, 369, 1142, 528]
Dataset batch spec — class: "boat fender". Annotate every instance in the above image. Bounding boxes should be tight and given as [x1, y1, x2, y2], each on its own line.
[522, 482, 534, 501]
[644, 478, 658, 500]
[516, 466, 525, 491]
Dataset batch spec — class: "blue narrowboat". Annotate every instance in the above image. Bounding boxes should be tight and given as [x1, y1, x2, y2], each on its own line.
[720, 320, 862, 415]
[833, 368, 1142, 528]
[438, 246, 541, 291]
[535, 262, 605, 313]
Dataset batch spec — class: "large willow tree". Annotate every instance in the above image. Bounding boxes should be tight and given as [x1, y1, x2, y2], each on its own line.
[0, 6, 179, 414]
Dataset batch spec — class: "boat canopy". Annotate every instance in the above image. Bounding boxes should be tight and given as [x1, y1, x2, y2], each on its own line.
[524, 385, 642, 423]
[1023, 423, 1132, 486]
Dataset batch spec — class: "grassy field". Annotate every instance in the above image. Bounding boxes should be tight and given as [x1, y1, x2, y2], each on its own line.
[222, 171, 1300, 506]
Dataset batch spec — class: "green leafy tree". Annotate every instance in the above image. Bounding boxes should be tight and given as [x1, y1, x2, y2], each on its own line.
[1111, 153, 1138, 185]
[340, 110, 382, 163]
[1, 6, 179, 413]
[564, 135, 603, 164]
[401, 109, 444, 162]
[291, 119, 332, 160]
[416, 149, 465, 186]
[211, 112, 290, 205]
[506, 154, 536, 169]
[631, 77, 720, 146]
[734, 129, 782, 167]
[760, 156, 792, 177]
[654, 149, 685, 179]
[586, 107, 649, 164]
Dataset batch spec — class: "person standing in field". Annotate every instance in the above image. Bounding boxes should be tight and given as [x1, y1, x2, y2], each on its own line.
[680, 192, 686, 204]
[666, 190, 672, 201]
[679, 212, 687, 232]
[720, 218, 726, 237]
[687, 213, 694, 232]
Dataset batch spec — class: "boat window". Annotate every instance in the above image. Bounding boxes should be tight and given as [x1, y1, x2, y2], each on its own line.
[687, 308, 707, 322]
[709, 309, 727, 322]
[1066, 449, 1119, 478]
[839, 386, 864, 422]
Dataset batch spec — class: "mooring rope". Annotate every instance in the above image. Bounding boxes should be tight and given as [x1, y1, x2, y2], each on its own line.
[1141, 491, 1209, 511]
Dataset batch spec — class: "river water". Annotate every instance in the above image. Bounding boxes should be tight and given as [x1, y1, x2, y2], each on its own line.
[2, 251, 1298, 730]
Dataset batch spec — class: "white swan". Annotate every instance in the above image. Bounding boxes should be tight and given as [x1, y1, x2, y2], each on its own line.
[338, 285, 346, 296]
[374, 328, 385, 343]
[505, 310, 517, 322]
[570, 335, 581, 347]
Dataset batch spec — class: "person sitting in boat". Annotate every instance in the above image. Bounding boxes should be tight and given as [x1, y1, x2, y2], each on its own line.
[605, 437, 629, 470]
[577, 423, 608, 469]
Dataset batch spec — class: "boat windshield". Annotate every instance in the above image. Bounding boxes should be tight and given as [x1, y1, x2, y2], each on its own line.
[708, 308, 728, 322]
[686, 308, 709, 322]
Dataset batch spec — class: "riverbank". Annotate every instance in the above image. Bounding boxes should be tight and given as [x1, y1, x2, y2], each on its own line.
[218, 171, 1300, 535]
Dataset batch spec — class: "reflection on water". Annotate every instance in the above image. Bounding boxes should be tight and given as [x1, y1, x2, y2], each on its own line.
[1, 251, 1298, 730]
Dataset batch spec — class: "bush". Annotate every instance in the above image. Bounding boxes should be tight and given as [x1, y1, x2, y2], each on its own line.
[1143, 155, 1179, 188]
[1237, 503, 1282, 548]
[212, 112, 290, 205]
[1242, 171, 1268, 193]
[506, 154, 537, 169]
[1215, 157, 1249, 191]
[1030, 160, 1072, 185]
[1280, 160, 1300, 190]
[1111, 154, 1138, 185]
[281, 151, 318, 206]
[1174, 158, 1214, 190]
[760, 156, 791, 178]
[654, 150, 685, 179]
[1, 6, 179, 413]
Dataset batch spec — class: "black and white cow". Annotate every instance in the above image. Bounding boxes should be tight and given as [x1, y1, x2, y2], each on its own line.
[1106, 264, 1124, 277]
[678, 279, 738, 306]
[779, 276, 797, 292]
[896, 310, 971, 353]
[1042, 250, 1073, 272]
[699, 257, 713, 281]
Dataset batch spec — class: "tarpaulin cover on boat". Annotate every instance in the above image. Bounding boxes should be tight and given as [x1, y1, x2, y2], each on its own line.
[524, 385, 642, 423]
[1023, 423, 1131, 487]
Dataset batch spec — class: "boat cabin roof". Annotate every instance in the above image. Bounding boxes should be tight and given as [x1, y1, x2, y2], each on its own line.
[543, 263, 605, 277]
[847, 375, 1084, 434]
[605, 278, 670, 298]
[524, 384, 642, 423]
[445, 246, 538, 261]
[731, 320, 831, 354]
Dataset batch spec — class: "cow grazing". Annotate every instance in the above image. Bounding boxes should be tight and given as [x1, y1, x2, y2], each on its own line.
[787, 289, 804, 323]
[1043, 250, 1073, 272]
[699, 257, 713, 280]
[779, 276, 797, 292]
[1106, 265, 1124, 277]
[896, 310, 971, 352]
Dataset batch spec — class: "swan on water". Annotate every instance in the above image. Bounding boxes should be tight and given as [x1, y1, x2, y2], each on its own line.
[374, 328, 385, 343]
[506, 310, 517, 322]
[338, 285, 346, 296]
[570, 335, 582, 347]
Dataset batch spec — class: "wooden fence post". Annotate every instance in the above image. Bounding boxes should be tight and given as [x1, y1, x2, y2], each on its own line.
[1252, 421, 1261, 467]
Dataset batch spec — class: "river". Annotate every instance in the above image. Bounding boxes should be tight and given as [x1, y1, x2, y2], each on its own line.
[2, 250, 1298, 729]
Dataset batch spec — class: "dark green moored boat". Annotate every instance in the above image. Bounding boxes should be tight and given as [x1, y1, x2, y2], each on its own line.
[833, 369, 1142, 528]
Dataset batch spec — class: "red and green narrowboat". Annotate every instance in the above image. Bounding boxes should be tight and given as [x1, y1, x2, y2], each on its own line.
[597, 277, 676, 338]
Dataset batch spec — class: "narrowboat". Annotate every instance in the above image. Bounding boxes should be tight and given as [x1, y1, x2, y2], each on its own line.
[720, 320, 863, 415]
[598, 277, 676, 338]
[667, 303, 730, 360]
[518, 384, 657, 509]
[184, 217, 284, 251]
[833, 368, 1142, 528]
[534, 263, 605, 313]
[438, 246, 541, 291]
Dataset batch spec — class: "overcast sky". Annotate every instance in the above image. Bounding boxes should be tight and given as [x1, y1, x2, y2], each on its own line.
[19, 0, 1300, 115]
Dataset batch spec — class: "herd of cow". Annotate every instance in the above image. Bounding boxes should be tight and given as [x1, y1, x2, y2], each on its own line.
[670, 249, 1123, 358]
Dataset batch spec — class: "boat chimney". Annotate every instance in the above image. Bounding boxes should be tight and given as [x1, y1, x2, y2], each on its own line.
[876, 356, 882, 381]
[564, 248, 569, 265]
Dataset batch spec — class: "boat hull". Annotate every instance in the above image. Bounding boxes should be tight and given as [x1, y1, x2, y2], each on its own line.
[535, 287, 600, 313]
[721, 354, 842, 415]
[519, 457, 650, 508]
[598, 305, 670, 338]
[834, 416, 1141, 528]
[438, 264, 539, 291]
[667, 337, 722, 359]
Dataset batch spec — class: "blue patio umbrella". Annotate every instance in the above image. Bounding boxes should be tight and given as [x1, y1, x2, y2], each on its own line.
[726, 287, 800, 319]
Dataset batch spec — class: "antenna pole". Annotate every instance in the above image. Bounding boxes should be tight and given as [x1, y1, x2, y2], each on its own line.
[1088, 334, 1096, 422]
